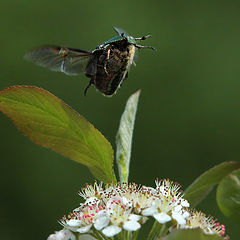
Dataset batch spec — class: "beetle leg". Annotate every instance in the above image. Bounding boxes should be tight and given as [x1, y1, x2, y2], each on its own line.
[104, 63, 109, 75]
[103, 48, 111, 75]
[84, 75, 95, 96]
[107, 48, 111, 59]
[135, 35, 152, 41]
[134, 44, 156, 51]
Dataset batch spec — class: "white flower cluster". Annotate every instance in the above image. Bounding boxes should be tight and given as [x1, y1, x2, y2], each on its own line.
[179, 210, 228, 239]
[59, 179, 191, 238]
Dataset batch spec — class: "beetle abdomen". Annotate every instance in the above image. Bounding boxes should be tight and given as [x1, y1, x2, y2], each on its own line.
[94, 44, 135, 96]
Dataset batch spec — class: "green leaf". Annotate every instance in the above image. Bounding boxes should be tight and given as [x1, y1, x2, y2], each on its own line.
[0, 86, 116, 183]
[115, 90, 141, 183]
[217, 169, 240, 224]
[184, 162, 240, 207]
[163, 229, 223, 240]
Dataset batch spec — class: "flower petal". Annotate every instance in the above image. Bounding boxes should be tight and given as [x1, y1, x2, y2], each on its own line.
[102, 225, 122, 237]
[128, 214, 141, 222]
[66, 219, 82, 227]
[76, 224, 92, 233]
[174, 205, 182, 212]
[123, 221, 141, 231]
[47, 229, 76, 240]
[153, 212, 171, 224]
[172, 211, 186, 225]
[181, 199, 190, 207]
[94, 210, 110, 230]
[142, 204, 156, 216]
[182, 211, 190, 219]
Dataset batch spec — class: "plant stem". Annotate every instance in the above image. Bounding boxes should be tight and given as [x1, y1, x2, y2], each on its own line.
[132, 230, 139, 240]
[117, 230, 132, 240]
[92, 228, 112, 240]
[147, 221, 164, 240]
[91, 229, 103, 240]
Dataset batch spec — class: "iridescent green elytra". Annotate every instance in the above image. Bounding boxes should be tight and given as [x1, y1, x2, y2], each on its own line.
[25, 27, 155, 96]
[95, 29, 137, 50]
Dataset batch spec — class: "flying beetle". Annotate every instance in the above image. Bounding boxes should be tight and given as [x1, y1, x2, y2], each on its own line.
[25, 27, 155, 96]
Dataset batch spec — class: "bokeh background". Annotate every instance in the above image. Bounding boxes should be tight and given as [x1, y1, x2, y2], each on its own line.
[1, 0, 240, 239]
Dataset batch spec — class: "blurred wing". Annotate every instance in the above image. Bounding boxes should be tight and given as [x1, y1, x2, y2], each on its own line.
[113, 27, 127, 36]
[24, 46, 93, 75]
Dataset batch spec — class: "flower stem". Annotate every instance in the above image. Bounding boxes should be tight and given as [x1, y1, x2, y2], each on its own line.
[118, 230, 128, 240]
[147, 221, 164, 240]
[90, 230, 103, 240]
[132, 230, 139, 240]
[92, 228, 111, 240]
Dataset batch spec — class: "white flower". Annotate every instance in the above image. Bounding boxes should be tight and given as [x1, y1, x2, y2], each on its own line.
[153, 212, 171, 224]
[96, 196, 142, 237]
[93, 210, 109, 230]
[130, 188, 157, 214]
[67, 219, 82, 227]
[78, 182, 103, 200]
[57, 179, 231, 239]
[172, 209, 187, 225]
[123, 220, 141, 231]
[123, 214, 142, 231]
[47, 229, 76, 240]
[142, 202, 157, 216]
[179, 210, 228, 239]
[59, 179, 190, 237]
[102, 225, 122, 237]
[63, 215, 92, 233]
[142, 180, 190, 225]
[60, 203, 103, 233]
[76, 224, 92, 233]
[48, 229, 98, 240]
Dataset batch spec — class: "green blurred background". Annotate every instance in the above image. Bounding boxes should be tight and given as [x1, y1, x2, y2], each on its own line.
[1, 0, 240, 239]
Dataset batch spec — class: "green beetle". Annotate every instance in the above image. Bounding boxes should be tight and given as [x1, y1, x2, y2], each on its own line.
[96, 28, 138, 49]
[25, 27, 155, 96]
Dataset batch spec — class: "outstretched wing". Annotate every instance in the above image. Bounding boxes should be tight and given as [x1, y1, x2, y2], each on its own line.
[113, 27, 127, 37]
[24, 45, 93, 75]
